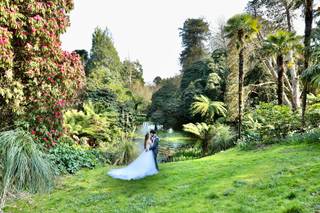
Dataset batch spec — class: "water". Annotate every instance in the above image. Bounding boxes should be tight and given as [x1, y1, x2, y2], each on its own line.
[134, 122, 190, 162]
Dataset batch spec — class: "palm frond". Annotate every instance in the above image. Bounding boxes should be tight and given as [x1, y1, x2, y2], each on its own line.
[191, 95, 227, 120]
[183, 123, 209, 140]
[301, 64, 320, 88]
[224, 13, 261, 43]
[263, 30, 302, 56]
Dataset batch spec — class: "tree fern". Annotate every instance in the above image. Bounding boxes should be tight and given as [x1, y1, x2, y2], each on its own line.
[191, 95, 227, 122]
[183, 122, 215, 154]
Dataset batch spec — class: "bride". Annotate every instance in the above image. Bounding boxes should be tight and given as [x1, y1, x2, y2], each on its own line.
[108, 133, 158, 180]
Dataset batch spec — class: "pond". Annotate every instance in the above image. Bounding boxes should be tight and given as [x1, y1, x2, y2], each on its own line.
[134, 122, 193, 162]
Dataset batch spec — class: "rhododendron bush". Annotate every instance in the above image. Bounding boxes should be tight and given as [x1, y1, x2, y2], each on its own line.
[0, 0, 85, 146]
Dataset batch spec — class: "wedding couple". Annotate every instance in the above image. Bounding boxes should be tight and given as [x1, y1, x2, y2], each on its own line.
[108, 130, 160, 180]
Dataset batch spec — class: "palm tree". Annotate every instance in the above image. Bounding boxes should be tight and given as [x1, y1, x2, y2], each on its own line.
[224, 14, 261, 139]
[302, 0, 314, 127]
[263, 30, 302, 105]
[191, 95, 227, 123]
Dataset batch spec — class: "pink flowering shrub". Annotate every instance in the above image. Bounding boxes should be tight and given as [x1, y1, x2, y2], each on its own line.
[0, 0, 85, 147]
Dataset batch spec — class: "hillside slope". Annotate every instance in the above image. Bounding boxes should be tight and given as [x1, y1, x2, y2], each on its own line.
[5, 142, 320, 213]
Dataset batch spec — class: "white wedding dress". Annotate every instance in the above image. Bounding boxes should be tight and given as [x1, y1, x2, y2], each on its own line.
[108, 143, 158, 180]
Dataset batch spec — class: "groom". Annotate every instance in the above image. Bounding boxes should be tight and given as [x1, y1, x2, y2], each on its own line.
[149, 130, 159, 171]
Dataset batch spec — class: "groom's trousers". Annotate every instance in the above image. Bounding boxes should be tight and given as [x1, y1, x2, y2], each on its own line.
[153, 152, 159, 171]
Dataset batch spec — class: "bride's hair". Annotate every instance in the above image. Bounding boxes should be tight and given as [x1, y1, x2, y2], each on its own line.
[144, 133, 150, 149]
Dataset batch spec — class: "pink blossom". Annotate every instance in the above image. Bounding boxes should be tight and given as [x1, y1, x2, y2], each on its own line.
[0, 37, 8, 45]
[25, 43, 33, 49]
[33, 15, 42, 21]
[56, 99, 65, 107]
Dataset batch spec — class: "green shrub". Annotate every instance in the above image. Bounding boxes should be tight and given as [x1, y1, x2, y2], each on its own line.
[305, 96, 320, 128]
[49, 143, 98, 174]
[238, 127, 320, 151]
[64, 101, 123, 146]
[237, 130, 262, 150]
[58, 135, 76, 146]
[171, 146, 202, 162]
[0, 130, 54, 209]
[283, 128, 320, 144]
[183, 123, 234, 154]
[208, 124, 235, 153]
[243, 103, 300, 143]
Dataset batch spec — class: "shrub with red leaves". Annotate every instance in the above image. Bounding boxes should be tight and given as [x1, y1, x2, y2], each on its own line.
[0, 0, 85, 147]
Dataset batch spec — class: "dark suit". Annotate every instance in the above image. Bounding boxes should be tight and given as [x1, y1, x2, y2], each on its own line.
[149, 135, 159, 170]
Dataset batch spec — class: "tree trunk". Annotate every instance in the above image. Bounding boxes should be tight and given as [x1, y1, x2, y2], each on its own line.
[302, 0, 314, 127]
[238, 47, 244, 139]
[283, 2, 301, 110]
[261, 59, 292, 107]
[283, 0, 293, 32]
[202, 139, 209, 155]
[237, 29, 245, 140]
[277, 55, 285, 105]
[256, 32, 294, 108]
[288, 51, 301, 111]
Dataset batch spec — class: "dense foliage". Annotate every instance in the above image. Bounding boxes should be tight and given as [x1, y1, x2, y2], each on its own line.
[149, 3, 320, 157]
[0, 1, 152, 209]
[0, 0, 85, 146]
[49, 143, 98, 174]
[64, 102, 122, 146]
[179, 18, 210, 69]
[241, 103, 301, 145]
[148, 79, 181, 129]
[1, 0, 320, 211]
[183, 122, 235, 155]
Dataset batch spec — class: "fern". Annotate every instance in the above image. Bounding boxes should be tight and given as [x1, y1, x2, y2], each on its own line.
[191, 95, 227, 121]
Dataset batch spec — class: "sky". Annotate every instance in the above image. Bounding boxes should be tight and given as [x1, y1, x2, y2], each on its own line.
[61, 0, 305, 83]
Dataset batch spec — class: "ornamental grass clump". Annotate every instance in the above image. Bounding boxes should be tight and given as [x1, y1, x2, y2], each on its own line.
[0, 130, 54, 209]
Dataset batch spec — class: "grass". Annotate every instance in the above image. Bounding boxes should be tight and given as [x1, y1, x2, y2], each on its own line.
[5, 141, 320, 213]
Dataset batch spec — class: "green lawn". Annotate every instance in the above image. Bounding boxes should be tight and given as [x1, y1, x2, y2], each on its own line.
[5, 142, 320, 213]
